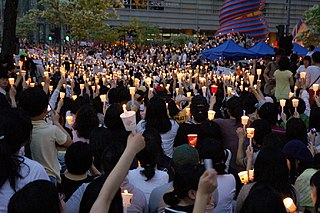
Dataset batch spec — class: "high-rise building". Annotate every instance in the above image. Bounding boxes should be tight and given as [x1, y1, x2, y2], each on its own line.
[109, 0, 318, 37]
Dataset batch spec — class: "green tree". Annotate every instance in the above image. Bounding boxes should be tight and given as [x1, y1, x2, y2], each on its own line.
[297, 5, 320, 46]
[2, 0, 19, 56]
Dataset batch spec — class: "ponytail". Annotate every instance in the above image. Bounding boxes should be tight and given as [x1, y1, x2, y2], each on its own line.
[140, 165, 155, 181]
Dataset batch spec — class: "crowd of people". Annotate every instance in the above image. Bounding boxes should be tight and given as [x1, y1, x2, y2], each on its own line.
[0, 38, 320, 213]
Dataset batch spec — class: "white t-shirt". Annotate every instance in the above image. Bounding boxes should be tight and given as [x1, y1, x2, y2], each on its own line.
[214, 174, 236, 213]
[306, 65, 320, 88]
[136, 120, 179, 158]
[0, 156, 49, 212]
[127, 167, 169, 203]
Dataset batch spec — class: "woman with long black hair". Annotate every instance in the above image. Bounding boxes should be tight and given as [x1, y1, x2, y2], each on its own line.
[0, 108, 49, 212]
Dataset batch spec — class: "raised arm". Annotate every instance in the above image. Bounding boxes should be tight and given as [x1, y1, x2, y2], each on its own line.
[90, 133, 145, 213]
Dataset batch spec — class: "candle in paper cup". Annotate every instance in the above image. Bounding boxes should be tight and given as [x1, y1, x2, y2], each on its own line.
[186, 92, 192, 97]
[241, 116, 249, 126]
[165, 84, 170, 91]
[300, 72, 306, 79]
[80, 84, 85, 90]
[66, 116, 73, 125]
[292, 98, 299, 108]
[72, 95, 77, 101]
[49, 85, 53, 92]
[246, 128, 255, 139]
[256, 69, 262, 76]
[120, 110, 136, 132]
[313, 84, 319, 92]
[175, 88, 179, 95]
[187, 134, 198, 147]
[210, 85, 218, 95]
[129, 87, 136, 96]
[100, 94, 107, 103]
[44, 71, 49, 78]
[41, 82, 45, 87]
[248, 75, 254, 86]
[283, 197, 296, 213]
[208, 110, 216, 120]
[121, 190, 133, 208]
[280, 99, 286, 113]
[227, 87, 232, 95]
[238, 171, 249, 184]
[249, 169, 254, 181]
[202, 86, 207, 97]
[91, 86, 96, 91]
[30, 82, 35, 88]
[60, 92, 65, 99]
[8, 78, 14, 85]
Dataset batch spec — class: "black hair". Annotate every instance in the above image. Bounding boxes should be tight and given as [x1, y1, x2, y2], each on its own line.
[198, 120, 222, 144]
[70, 95, 90, 115]
[198, 138, 226, 174]
[278, 56, 291, 71]
[263, 133, 284, 150]
[310, 171, 320, 213]
[79, 175, 123, 213]
[290, 53, 298, 63]
[309, 45, 315, 51]
[137, 128, 162, 181]
[104, 103, 125, 131]
[0, 93, 10, 110]
[8, 180, 61, 213]
[163, 164, 205, 206]
[288, 97, 306, 115]
[312, 51, 320, 64]
[250, 119, 272, 147]
[303, 55, 312, 65]
[254, 146, 296, 201]
[65, 142, 92, 175]
[0, 108, 32, 191]
[89, 127, 115, 172]
[226, 96, 243, 123]
[73, 104, 99, 139]
[100, 142, 123, 174]
[285, 118, 308, 145]
[240, 183, 287, 213]
[190, 95, 209, 123]
[258, 103, 278, 126]
[241, 93, 258, 115]
[18, 87, 48, 117]
[310, 107, 320, 132]
[145, 96, 172, 134]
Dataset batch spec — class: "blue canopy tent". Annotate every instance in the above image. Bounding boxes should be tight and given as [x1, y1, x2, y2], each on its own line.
[248, 41, 275, 57]
[293, 43, 308, 56]
[314, 47, 320, 52]
[201, 40, 257, 61]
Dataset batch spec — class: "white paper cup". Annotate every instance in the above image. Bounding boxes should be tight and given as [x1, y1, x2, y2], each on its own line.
[120, 111, 136, 131]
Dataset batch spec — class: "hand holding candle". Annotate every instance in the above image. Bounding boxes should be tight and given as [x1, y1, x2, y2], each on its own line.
[280, 99, 286, 113]
[187, 134, 198, 147]
[246, 128, 255, 147]
[241, 115, 249, 130]
[121, 189, 133, 209]
[210, 85, 218, 95]
[8, 78, 15, 85]
[208, 110, 216, 121]
[283, 197, 297, 213]
[292, 98, 299, 113]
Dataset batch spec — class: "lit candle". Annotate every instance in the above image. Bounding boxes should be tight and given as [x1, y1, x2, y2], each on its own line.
[8, 78, 14, 85]
[313, 84, 319, 96]
[246, 128, 255, 147]
[72, 95, 77, 101]
[186, 107, 191, 117]
[256, 69, 262, 80]
[100, 94, 107, 103]
[60, 92, 65, 99]
[66, 115, 73, 125]
[241, 115, 249, 130]
[121, 189, 133, 209]
[208, 110, 216, 120]
[41, 82, 45, 87]
[292, 99, 299, 113]
[227, 86, 232, 95]
[44, 71, 49, 78]
[30, 82, 35, 88]
[280, 99, 286, 113]
[186, 92, 191, 97]
[300, 72, 306, 79]
[288, 92, 294, 99]
[202, 86, 207, 97]
[248, 75, 254, 86]
[49, 85, 53, 92]
[283, 197, 297, 213]
[238, 171, 249, 184]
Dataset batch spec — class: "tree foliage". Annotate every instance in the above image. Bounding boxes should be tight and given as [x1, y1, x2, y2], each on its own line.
[297, 5, 320, 46]
[21, 0, 123, 41]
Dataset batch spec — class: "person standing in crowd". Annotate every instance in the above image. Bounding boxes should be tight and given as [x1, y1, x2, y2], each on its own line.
[0, 109, 49, 212]
[18, 88, 73, 185]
